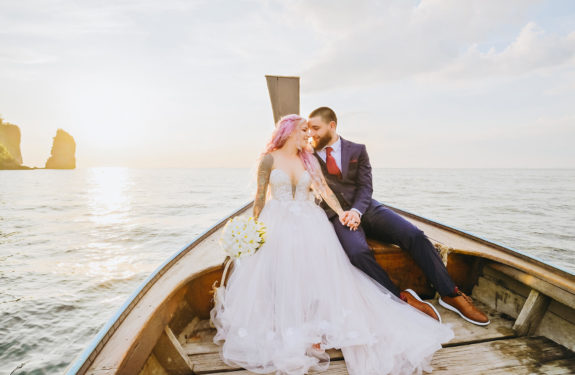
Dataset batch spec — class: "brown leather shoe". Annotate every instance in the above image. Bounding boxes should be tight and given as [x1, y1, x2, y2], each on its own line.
[439, 288, 490, 326]
[400, 289, 441, 322]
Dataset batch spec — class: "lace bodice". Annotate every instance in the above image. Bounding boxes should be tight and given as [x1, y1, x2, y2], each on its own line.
[269, 169, 314, 202]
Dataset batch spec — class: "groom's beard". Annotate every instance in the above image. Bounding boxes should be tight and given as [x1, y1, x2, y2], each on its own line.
[312, 134, 333, 151]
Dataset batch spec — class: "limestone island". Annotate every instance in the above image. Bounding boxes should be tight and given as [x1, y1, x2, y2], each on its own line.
[0, 117, 76, 170]
[45, 129, 76, 169]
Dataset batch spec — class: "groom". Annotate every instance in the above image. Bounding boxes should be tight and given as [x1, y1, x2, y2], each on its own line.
[308, 107, 489, 325]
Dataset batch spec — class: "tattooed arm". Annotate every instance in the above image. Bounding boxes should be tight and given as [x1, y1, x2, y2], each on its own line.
[253, 153, 273, 220]
[318, 179, 344, 218]
[310, 158, 344, 218]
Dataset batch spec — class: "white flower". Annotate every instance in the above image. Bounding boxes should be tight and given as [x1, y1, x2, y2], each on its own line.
[219, 216, 267, 259]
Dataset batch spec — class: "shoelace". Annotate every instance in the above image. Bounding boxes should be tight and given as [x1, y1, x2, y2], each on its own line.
[457, 290, 474, 305]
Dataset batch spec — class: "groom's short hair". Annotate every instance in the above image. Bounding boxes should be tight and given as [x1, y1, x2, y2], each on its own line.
[309, 107, 337, 125]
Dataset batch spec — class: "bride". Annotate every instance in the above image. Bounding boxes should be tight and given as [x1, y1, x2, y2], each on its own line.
[210, 114, 454, 375]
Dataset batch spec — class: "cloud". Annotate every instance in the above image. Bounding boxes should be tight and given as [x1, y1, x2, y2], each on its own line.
[286, 0, 574, 90]
[431, 22, 575, 82]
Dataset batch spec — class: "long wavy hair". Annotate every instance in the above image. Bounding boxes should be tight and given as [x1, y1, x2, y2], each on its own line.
[261, 114, 324, 198]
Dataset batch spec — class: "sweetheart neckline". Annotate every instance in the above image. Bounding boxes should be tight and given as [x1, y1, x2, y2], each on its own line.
[270, 168, 310, 187]
[270, 169, 310, 199]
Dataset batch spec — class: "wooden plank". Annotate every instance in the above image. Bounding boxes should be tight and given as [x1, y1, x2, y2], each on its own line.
[489, 263, 575, 311]
[472, 276, 526, 319]
[536, 310, 575, 352]
[207, 337, 574, 375]
[548, 300, 575, 325]
[182, 341, 220, 356]
[439, 299, 515, 346]
[187, 300, 515, 373]
[189, 350, 343, 374]
[482, 264, 531, 298]
[513, 289, 551, 336]
[486, 358, 575, 375]
[430, 337, 574, 374]
[139, 353, 169, 375]
[177, 317, 201, 343]
[152, 326, 194, 375]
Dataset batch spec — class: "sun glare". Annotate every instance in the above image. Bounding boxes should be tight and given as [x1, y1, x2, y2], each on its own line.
[87, 167, 132, 225]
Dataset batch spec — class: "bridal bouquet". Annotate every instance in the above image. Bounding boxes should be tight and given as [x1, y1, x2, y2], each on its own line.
[219, 216, 266, 258]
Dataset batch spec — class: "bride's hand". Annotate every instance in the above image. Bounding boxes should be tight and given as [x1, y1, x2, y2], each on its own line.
[339, 211, 360, 231]
[338, 211, 347, 226]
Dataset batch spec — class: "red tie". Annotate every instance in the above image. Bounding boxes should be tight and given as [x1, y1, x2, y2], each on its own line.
[325, 147, 342, 178]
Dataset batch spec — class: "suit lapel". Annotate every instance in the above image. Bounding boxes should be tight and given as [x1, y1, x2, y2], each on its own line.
[313, 151, 325, 165]
[340, 137, 351, 179]
[313, 151, 328, 173]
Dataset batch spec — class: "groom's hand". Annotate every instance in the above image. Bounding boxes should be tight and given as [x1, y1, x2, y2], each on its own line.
[341, 210, 361, 231]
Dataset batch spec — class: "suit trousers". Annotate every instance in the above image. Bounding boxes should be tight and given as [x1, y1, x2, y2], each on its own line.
[329, 202, 456, 297]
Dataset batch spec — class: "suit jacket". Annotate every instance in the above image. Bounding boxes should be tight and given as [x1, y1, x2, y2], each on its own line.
[314, 137, 375, 219]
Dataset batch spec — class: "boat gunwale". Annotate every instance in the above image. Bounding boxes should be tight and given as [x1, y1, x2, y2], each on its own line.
[65, 202, 252, 375]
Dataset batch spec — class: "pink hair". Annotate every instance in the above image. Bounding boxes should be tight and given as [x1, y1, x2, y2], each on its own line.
[261, 114, 324, 197]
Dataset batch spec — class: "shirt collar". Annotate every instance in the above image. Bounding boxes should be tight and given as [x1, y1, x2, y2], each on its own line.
[321, 135, 341, 154]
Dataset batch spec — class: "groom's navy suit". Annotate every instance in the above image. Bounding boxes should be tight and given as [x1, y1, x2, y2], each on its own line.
[314, 137, 456, 298]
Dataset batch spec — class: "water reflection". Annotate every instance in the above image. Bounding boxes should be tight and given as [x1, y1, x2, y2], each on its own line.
[87, 167, 132, 225]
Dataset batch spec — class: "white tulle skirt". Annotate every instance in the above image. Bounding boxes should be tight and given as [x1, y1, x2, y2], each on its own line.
[210, 199, 454, 375]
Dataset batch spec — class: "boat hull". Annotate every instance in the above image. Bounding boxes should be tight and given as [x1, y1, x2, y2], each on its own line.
[67, 202, 575, 374]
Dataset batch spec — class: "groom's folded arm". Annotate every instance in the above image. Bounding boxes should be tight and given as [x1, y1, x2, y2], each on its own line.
[351, 144, 373, 216]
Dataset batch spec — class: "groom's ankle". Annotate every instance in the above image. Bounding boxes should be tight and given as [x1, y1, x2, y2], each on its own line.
[443, 286, 460, 298]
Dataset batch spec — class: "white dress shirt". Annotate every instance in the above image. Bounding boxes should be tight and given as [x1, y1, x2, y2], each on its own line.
[317, 136, 363, 217]
[317, 136, 342, 172]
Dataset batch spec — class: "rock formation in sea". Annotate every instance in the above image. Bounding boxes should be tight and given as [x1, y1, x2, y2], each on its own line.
[45, 129, 76, 169]
[0, 118, 29, 169]
[0, 118, 23, 163]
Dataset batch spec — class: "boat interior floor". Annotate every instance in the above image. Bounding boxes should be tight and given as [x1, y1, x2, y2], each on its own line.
[173, 298, 575, 375]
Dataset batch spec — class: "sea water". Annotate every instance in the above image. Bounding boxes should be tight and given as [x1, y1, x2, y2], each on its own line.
[1, 168, 573, 374]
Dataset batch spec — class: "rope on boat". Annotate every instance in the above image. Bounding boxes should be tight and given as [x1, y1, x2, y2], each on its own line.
[432, 241, 452, 266]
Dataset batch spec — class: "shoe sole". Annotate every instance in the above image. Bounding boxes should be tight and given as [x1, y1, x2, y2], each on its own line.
[404, 289, 442, 324]
[438, 297, 490, 326]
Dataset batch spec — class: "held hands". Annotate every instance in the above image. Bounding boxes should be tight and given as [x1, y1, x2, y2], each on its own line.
[338, 210, 361, 231]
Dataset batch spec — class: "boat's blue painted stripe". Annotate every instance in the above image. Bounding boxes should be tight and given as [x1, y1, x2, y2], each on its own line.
[65, 202, 252, 374]
[382, 201, 574, 277]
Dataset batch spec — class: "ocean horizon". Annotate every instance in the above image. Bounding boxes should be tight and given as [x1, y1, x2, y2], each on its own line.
[1, 167, 574, 374]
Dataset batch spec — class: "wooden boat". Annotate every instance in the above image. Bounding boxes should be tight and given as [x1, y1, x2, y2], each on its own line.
[66, 77, 575, 374]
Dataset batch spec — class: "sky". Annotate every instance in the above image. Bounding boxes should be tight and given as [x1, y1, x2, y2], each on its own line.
[0, 0, 574, 168]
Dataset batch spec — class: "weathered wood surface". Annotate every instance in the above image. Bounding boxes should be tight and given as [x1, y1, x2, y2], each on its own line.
[473, 264, 575, 352]
[139, 353, 169, 375]
[152, 327, 194, 374]
[265, 75, 300, 123]
[536, 308, 575, 352]
[513, 289, 550, 336]
[472, 275, 527, 319]
[490, 262, 575, 311]
[440, 299, 515, 346]
[205, 337, 575, 375]
[185, 300, 517, 373]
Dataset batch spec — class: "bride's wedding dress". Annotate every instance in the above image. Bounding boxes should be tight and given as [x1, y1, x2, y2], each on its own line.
[210, 169, 453, 375]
